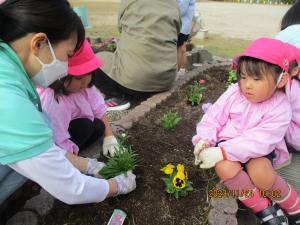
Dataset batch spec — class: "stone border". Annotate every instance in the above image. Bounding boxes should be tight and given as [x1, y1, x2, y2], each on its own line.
[110, 58, 231, 135]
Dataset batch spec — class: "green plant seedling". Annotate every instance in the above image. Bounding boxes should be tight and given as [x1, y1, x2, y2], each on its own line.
[99, 132, 138, 179]
[187, 80, 206, 106]
[107, 43, 117, 51]
[160, 111, 182, 131]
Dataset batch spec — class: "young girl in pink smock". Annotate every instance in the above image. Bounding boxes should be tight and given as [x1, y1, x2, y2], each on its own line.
[193, 38, 300, 225]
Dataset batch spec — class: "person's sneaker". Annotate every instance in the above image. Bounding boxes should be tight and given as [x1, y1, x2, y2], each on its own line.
[105, 97, 130, 111]
[176, 68, 186, 81]
[176, 68, 186, 76]
[288, 213, 300, 225]
[255, 204, 289, 225]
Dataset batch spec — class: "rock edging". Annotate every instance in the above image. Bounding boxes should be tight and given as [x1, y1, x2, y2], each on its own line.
[111, 59, 231, 135]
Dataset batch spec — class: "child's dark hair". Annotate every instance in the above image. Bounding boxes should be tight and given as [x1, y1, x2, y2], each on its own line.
[289, 60, 299, 73]
[49, 73, 96, 102]
[0, 0, 85, 52]
[281, 0, 300, 31]
[237, 57, 282, 83]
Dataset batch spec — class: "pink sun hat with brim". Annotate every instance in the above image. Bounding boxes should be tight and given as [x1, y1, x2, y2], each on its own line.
[68, 39, 103, 76]
[232, 37, 296, 72]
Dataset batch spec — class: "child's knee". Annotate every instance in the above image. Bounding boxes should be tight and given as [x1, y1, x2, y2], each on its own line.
[247, 157, 276, 190]
[215, 160, 242, 180]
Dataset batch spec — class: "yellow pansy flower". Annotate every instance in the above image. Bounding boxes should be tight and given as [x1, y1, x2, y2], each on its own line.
[173, 171, 186, 189]
[177, 163, 188, 179]
[160, 163, 175, 175]
[177, 164, 185, 173]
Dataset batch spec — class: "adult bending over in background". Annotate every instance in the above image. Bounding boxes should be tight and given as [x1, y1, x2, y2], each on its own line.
[95, 0, 181, 110]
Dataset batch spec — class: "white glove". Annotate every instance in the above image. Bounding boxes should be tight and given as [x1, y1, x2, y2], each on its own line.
[195, 147, 226, 169]
[113, 171, 136, 195]
[85, 158, 106, 178]
[194, 140, 210, 165]
[102, 135, 119, 157]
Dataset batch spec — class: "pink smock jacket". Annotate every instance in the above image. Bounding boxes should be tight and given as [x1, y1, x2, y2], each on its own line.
[192, 83, 292, 168]
[285, 79, 300, 151]
[37, 86, 107, 154]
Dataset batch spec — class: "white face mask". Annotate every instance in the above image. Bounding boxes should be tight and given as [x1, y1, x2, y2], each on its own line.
[31, 39, 68, 88]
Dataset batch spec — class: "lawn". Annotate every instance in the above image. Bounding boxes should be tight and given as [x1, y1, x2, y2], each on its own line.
[192, 35, 250, 59]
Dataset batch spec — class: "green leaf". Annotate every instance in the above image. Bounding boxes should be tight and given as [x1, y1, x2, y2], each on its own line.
[185, 186, 194, 191]
[167, 188, 175, 194]
[161, 177, 169, 182]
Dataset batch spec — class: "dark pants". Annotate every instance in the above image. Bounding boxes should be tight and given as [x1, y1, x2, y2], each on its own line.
[68, 118, 105, 151]
[216, 140, 276, 167]
[177, 33, 189, 47]
[94, 69, 158, 101]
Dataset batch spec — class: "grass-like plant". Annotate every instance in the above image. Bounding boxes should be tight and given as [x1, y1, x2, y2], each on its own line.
[160, 111, 182, 131]
[187, 79, 206, 106]
[99, 133, 138, 179]
[161, 163, 193, 199]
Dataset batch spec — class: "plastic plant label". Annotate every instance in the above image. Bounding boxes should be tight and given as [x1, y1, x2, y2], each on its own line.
[107, 209, 127, 225]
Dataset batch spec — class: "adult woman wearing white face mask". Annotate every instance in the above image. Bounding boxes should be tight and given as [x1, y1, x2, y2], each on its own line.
[0, 0, 136, 205]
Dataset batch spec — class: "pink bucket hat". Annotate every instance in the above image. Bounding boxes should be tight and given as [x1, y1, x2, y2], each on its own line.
[233, 38, 297, 72]
[68, 39, 103, 76]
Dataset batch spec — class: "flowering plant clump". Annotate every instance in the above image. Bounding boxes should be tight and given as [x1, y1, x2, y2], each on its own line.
[226, 69, 237, 87]
[107, 43, 117, 52]
[187, 79, 206, 106]
[161, 163, 193, 199]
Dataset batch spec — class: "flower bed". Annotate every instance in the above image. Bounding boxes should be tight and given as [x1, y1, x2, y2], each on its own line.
[1, 63, 241, 225]
[36, 66, 229, 225]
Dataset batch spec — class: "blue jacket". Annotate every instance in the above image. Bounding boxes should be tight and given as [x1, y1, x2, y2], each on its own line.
[176, 0, 196, 35]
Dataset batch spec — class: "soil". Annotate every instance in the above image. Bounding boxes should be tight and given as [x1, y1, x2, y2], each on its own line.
[1, 66, 230, 225]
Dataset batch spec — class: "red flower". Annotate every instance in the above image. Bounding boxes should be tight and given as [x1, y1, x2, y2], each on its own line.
[231, 63, 237, 70]
[199, 79, 205, 84]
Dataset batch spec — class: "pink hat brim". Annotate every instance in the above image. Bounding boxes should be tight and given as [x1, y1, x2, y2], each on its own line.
[68, 55, 103, 76]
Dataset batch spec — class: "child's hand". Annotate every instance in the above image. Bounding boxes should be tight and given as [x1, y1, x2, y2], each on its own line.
[194, 140, 210, 165]
[196, 147, 227, 169]
[103, 135, 119, 157]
